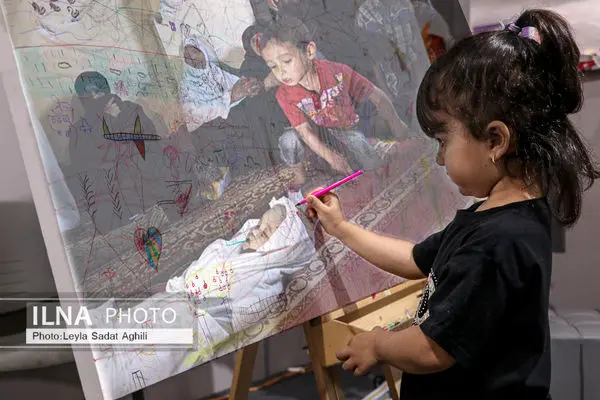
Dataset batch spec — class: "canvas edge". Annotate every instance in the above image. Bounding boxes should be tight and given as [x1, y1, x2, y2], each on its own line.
[0, 6, 105, 400]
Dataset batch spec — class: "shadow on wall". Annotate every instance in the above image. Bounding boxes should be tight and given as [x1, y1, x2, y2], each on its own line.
[0, 201, 57, 315]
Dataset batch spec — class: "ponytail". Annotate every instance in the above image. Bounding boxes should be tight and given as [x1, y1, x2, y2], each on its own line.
[515, 10, 599, 226]
[515, 9, 582, 116]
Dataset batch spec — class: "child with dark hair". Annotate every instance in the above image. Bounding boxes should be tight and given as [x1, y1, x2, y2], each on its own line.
[259, 16, 411, 188]
[239, 24, 271, 82]
[66, 71, 173, 233]
[74, 71, 112, 96]
[304, 9, 600, 400]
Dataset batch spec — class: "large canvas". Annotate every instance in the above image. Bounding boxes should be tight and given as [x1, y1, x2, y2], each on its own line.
[0, 0, 470, 398]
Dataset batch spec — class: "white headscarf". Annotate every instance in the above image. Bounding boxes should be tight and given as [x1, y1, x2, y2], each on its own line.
[180, 34, 241, 129]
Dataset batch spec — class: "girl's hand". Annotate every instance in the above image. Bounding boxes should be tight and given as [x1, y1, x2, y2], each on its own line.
[305, 189, 346, 238]
[336, 327, 384, 376]
[231, 77, 262, 102]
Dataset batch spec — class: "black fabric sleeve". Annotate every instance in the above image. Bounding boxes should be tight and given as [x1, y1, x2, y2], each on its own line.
[418, 246, 512, 369]
[412, 230, 445, 276]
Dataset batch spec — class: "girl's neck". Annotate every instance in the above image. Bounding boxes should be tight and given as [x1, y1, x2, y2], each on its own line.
[478, 176, 543, 211]
[299, 62, 320, 92]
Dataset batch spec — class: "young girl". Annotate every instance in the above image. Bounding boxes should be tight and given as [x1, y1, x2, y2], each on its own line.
[305, 9, 600, 400]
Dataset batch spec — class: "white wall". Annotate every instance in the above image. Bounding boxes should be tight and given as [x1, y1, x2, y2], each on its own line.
[0, 14, 56, 314]
[459, 0, 471, 22]
[552, 75, 600, 308]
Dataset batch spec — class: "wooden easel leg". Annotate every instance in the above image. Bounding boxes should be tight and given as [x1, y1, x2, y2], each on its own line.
[229, 342, 260, 400]
[382, 365, 401, 400]
[303, 321, 345, 400]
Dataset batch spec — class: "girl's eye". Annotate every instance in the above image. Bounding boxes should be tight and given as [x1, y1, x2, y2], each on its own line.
[283, 59, 292, 64]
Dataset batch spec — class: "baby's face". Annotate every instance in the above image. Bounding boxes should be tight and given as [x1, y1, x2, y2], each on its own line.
[243, 222, 276, 251]
[242, 208, 285, 251]
[184, 45, 207, 69]
[261, 40, 312, 86]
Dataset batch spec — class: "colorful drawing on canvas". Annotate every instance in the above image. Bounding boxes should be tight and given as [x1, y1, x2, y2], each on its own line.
[0, 0, 469, 398]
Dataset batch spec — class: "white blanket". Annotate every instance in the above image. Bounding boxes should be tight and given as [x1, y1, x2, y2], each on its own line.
[166, 196, 316, 334]
[91, 196, 316, 399]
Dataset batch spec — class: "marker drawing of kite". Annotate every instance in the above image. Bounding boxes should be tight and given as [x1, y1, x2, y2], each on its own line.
[102, 115, 160, 159]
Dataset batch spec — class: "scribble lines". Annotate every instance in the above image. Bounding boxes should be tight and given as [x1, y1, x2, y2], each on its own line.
[157, 180, 192, 217]
[79, 173, 97, 223]
[131, 370, 146, 389]
[104, 168, 123, 220]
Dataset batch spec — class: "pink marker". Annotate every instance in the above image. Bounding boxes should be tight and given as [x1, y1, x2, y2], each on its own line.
[296, 170, 363, 206]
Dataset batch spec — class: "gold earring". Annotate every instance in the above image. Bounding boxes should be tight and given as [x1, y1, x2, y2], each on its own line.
[491, 155, 496, 164]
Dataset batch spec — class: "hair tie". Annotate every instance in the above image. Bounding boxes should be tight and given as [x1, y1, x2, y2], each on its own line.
[505, 23, 542, 45]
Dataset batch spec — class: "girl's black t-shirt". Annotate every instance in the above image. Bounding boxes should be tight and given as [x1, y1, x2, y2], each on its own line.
[400, 198, 552, 400]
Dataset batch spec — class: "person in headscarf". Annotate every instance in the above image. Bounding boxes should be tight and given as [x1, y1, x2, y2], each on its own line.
[180, 34, 262, 132]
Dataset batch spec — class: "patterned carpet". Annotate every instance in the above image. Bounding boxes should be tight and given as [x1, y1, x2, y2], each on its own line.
[64, 164, 299, 300]
[62, 137, 468, 336]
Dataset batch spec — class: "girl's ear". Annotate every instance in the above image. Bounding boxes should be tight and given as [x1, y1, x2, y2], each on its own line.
[306, 41, 317, 60]
[485, 120, 511, 161]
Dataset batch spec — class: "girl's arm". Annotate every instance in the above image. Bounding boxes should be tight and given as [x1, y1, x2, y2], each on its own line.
[337, 325, 455, 376]
[295, 123, 353, 174]
[336, 220, 425, 279]
[306, 193, 425, 280]
[368, 86, 410, 140]
[375, 326, 455, 374]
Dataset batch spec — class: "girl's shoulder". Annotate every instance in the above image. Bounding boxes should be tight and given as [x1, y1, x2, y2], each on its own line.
[457, 198, 549, 229]
[449, 198, 551, 255]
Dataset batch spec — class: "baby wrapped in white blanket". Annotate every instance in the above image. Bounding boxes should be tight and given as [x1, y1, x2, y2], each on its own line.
[90, 197, 316, 400]
[165, 196, 316, 343]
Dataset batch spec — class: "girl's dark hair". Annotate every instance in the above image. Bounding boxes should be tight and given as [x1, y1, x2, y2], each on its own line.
[417, 9, 600, 227]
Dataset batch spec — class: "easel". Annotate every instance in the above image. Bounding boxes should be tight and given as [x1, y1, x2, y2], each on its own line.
[228, 279, 426, 400]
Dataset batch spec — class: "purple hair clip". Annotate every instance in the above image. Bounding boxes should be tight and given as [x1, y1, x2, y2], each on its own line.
[505, 23, 542, 44]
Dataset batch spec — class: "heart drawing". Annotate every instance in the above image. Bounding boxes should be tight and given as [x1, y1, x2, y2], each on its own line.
[134, 227, 162, 271]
